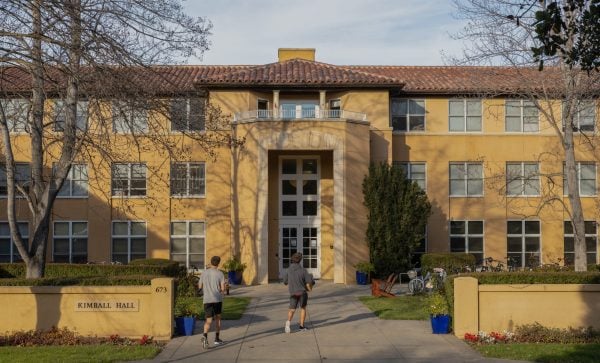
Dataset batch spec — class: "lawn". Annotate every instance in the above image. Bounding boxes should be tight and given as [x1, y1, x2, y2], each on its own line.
[474, 343, 600, 363]
[358, 295, 429, 320]
[180, 296, 251, 320]
[0, 344, 160, 363]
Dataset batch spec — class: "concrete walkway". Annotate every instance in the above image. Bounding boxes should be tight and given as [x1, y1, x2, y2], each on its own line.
[147, 281, 526, 363]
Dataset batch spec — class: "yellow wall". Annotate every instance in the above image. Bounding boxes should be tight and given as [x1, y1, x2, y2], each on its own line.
[0, 278, 174, 340]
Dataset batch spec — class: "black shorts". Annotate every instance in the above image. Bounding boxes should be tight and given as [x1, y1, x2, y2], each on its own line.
[289, 291, 308, 309]
[204, 302, 223, 318]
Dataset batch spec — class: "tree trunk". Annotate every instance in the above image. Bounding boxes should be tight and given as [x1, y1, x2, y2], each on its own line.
[25, 254, 44, 279]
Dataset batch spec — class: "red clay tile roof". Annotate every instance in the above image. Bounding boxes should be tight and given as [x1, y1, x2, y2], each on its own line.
[195, 59, 403, 88]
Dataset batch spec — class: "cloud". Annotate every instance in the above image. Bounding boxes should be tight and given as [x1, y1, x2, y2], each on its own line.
[184, 0, 467, 65]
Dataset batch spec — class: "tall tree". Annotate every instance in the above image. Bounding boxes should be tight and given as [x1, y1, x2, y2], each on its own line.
[0, 0, 225, 278]
[363, 163, 431, 277]
[451, 0, 600, 271]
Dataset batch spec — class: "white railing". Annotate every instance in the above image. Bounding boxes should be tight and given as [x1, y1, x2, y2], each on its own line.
[234, 108, 367, 122]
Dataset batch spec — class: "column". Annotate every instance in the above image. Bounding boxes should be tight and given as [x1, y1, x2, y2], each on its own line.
[319, 90, 326, 118]
[273, 90, 280, 118]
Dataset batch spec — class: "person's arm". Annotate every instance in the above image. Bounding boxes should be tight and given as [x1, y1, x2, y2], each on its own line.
[283, 271, 288, 285]
[219, 272, 226, 293]
[198, 274, 204, 290]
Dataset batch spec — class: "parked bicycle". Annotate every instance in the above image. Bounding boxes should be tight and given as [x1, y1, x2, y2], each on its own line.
[407, 267, 446, 294]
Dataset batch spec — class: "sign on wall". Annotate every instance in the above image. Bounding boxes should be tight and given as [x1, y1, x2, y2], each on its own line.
[75, 299, 139, 312]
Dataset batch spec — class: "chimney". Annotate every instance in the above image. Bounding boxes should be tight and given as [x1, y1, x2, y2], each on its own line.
[278, 48, 316, 62]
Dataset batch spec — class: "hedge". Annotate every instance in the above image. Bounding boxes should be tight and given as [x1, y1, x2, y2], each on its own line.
[0, 275, 157, 286]
[0, 260, 181, 279]
[420, 253, 476, 274]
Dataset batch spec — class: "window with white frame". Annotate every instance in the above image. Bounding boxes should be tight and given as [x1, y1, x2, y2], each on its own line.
[563, 100, 596, 132]
[53, 100, 88, 131]
[507, 220, 541, 269]
[506, 162, 540, 196]
[450, 220, 484, 263]
[170, 221, 205, 269]
[0, 222, 27, 263]
[393, 162, 426, 190]
[390, 98, 425, 131]
[0, 99, 29, 132]
[0, 163, 30, 197]
[111, 163, 146, 197]
[563, 162, 596, 196]
[505, 100, 539, 132]
[112, 221, 146, 263]
[53, 221, 88, 263]
[57, 164, 88, 197]
[112, 101, 148, 133]
[449, 162, 483, 196]
[564, 220, 597, 265]
[449, 99, 482, 132]
[171, 98, 205, 131]
[170, 162, 205, 197]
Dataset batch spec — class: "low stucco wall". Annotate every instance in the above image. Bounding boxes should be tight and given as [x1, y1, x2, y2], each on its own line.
[0, 278, 174, 340]
[454, 277, 600, 337]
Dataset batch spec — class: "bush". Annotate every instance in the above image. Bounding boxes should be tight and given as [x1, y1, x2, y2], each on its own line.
[222, 257, 246, 272]
[355, 261, 375, 274]
[128, 258, 175, 266]
[0, 326, 159, 346]
[514, 323, 600, 344]
[0, 262, 180, 279]
[421, 253, 476, 275]
[174, 297, 202, 318]
[176, 273, 200, 298]
[0, 275, 156, 286]
[427, 292, 450, 316]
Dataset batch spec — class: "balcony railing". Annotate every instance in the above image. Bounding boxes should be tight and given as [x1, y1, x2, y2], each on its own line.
[234, 109, 367, 122]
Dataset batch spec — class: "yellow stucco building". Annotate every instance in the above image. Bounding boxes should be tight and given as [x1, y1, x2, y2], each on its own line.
[1, 48, 598, 284]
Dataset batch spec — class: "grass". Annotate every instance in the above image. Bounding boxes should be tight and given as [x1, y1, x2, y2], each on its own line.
[474, 343, 600, 363]
[0, 344, 160, 363]
[358, 295, 429, 320]
[179, 296, 251, 320]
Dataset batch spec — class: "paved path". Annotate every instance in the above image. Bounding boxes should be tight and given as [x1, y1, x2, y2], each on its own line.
[146, 281, 526, 363]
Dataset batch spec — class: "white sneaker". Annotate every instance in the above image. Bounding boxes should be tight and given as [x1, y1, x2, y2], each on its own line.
[201, 335, 209, 349]
[284, 320, 291, 334]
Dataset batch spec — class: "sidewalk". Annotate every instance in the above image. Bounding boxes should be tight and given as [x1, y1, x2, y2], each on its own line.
[146, 281, 526, 363]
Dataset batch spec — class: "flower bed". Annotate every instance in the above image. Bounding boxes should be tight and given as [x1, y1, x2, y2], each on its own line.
[464, 323, 600, 345]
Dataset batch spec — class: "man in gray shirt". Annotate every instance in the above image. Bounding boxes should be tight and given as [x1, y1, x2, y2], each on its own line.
[283, 252, 314, 333]
[198, 256, 226, 349]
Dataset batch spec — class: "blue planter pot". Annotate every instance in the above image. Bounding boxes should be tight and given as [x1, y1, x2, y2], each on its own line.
[356, 271, 368, 285]
[430, 314, 451, 334]
[228, 271, 242, 285]
[175, 316, 196, 336]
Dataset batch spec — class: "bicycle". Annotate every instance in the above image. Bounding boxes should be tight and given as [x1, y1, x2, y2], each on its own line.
[407, 267, 446, 294]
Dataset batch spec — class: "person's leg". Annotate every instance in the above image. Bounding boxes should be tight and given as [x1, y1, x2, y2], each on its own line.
[204, 316, 212, 335]
[287, 308, 295, 321]
[299, 307, 306, 326]
[299, 292, 308, 329]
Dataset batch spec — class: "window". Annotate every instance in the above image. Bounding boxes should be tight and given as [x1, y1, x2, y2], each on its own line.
[506, 162, 540, 196]
[280, 157, 319, 218]
[507, 220, 541, 268]
[170, 221, 205, 269]
[563, 162, 596, 196]
[449, 162, 483, 196]
[112, 221, 146, 263]
[112, 101, 148, 133]
[111, 163, 146, 197]
[450, 221, 484, 263]
[57, 164, 88, 197]
[0, 222, 27, 263]
[53, 221, 87, 263]
[505, 100, 539, 132]
[0, 163, 30, 197]
[564, 221, 597, 265]
[563, 100, 596, 132]
[170, 162, 205, 197]
[53, 100, 88, 131]
[449, 99, 482, 132]
[257, 99, 269, 118]
[0, 99, 29, 132]
[391, 98, 425, 131]
[393, 162, 426, 190]
[171, 98, 204, 131]
[329, 99, 341, 118]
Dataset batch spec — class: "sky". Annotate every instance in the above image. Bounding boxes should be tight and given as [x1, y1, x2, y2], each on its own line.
[183, 0, 468, 66]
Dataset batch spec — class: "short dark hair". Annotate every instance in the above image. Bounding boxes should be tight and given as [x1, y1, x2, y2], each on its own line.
[291, 252, 303, 264]
[210, 256, 221, 266]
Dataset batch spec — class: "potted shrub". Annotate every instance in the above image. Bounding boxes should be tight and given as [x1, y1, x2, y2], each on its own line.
[354, 261, 375, 285]
[174, 298, 201, 336]
[427, 292, 451, 334]
[222, 256, 247, 285]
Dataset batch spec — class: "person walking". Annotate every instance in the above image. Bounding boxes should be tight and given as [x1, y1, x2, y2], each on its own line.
[198, 255, 226, 349]
[283, 252, 314, 333]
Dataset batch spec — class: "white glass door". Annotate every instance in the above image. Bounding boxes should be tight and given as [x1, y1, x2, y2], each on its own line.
[279, 224, 320, 278]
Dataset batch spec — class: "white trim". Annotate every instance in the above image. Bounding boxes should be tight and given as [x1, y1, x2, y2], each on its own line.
[505, 99, 540, 133]
[110, 220, 147, 263]
[52, 220, 88, 263]
[170, 220, 206, 269]
[448, 98, 483, 133]
[449, 220, 485, 260]
[390, 98, 426, 132]
[449, 162, 484, 197]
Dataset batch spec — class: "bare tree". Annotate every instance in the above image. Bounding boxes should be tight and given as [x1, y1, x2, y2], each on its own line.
[0, 0, 235, 278]
[450, 0, 600, 271]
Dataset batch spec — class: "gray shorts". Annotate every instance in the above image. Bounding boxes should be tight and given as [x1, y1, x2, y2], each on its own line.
[289, 291, 308, 309]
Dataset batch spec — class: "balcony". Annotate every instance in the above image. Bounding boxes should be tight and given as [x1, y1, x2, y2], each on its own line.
[233, 108, 367, 123]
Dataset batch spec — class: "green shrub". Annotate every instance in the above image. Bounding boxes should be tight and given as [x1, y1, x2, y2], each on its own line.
[355, 261, 376, 274]
[420, 253, 476, 274]
[128, 258, 174, 266]
[514, 322, 600, 344]
[0, 262, 180, 279]
[427, 292, 450, 316]
[222, 257, 246, 272]
[176, 273, 200, 298]
[0, 275, 157, 286]
[174, 297, 202, 318]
